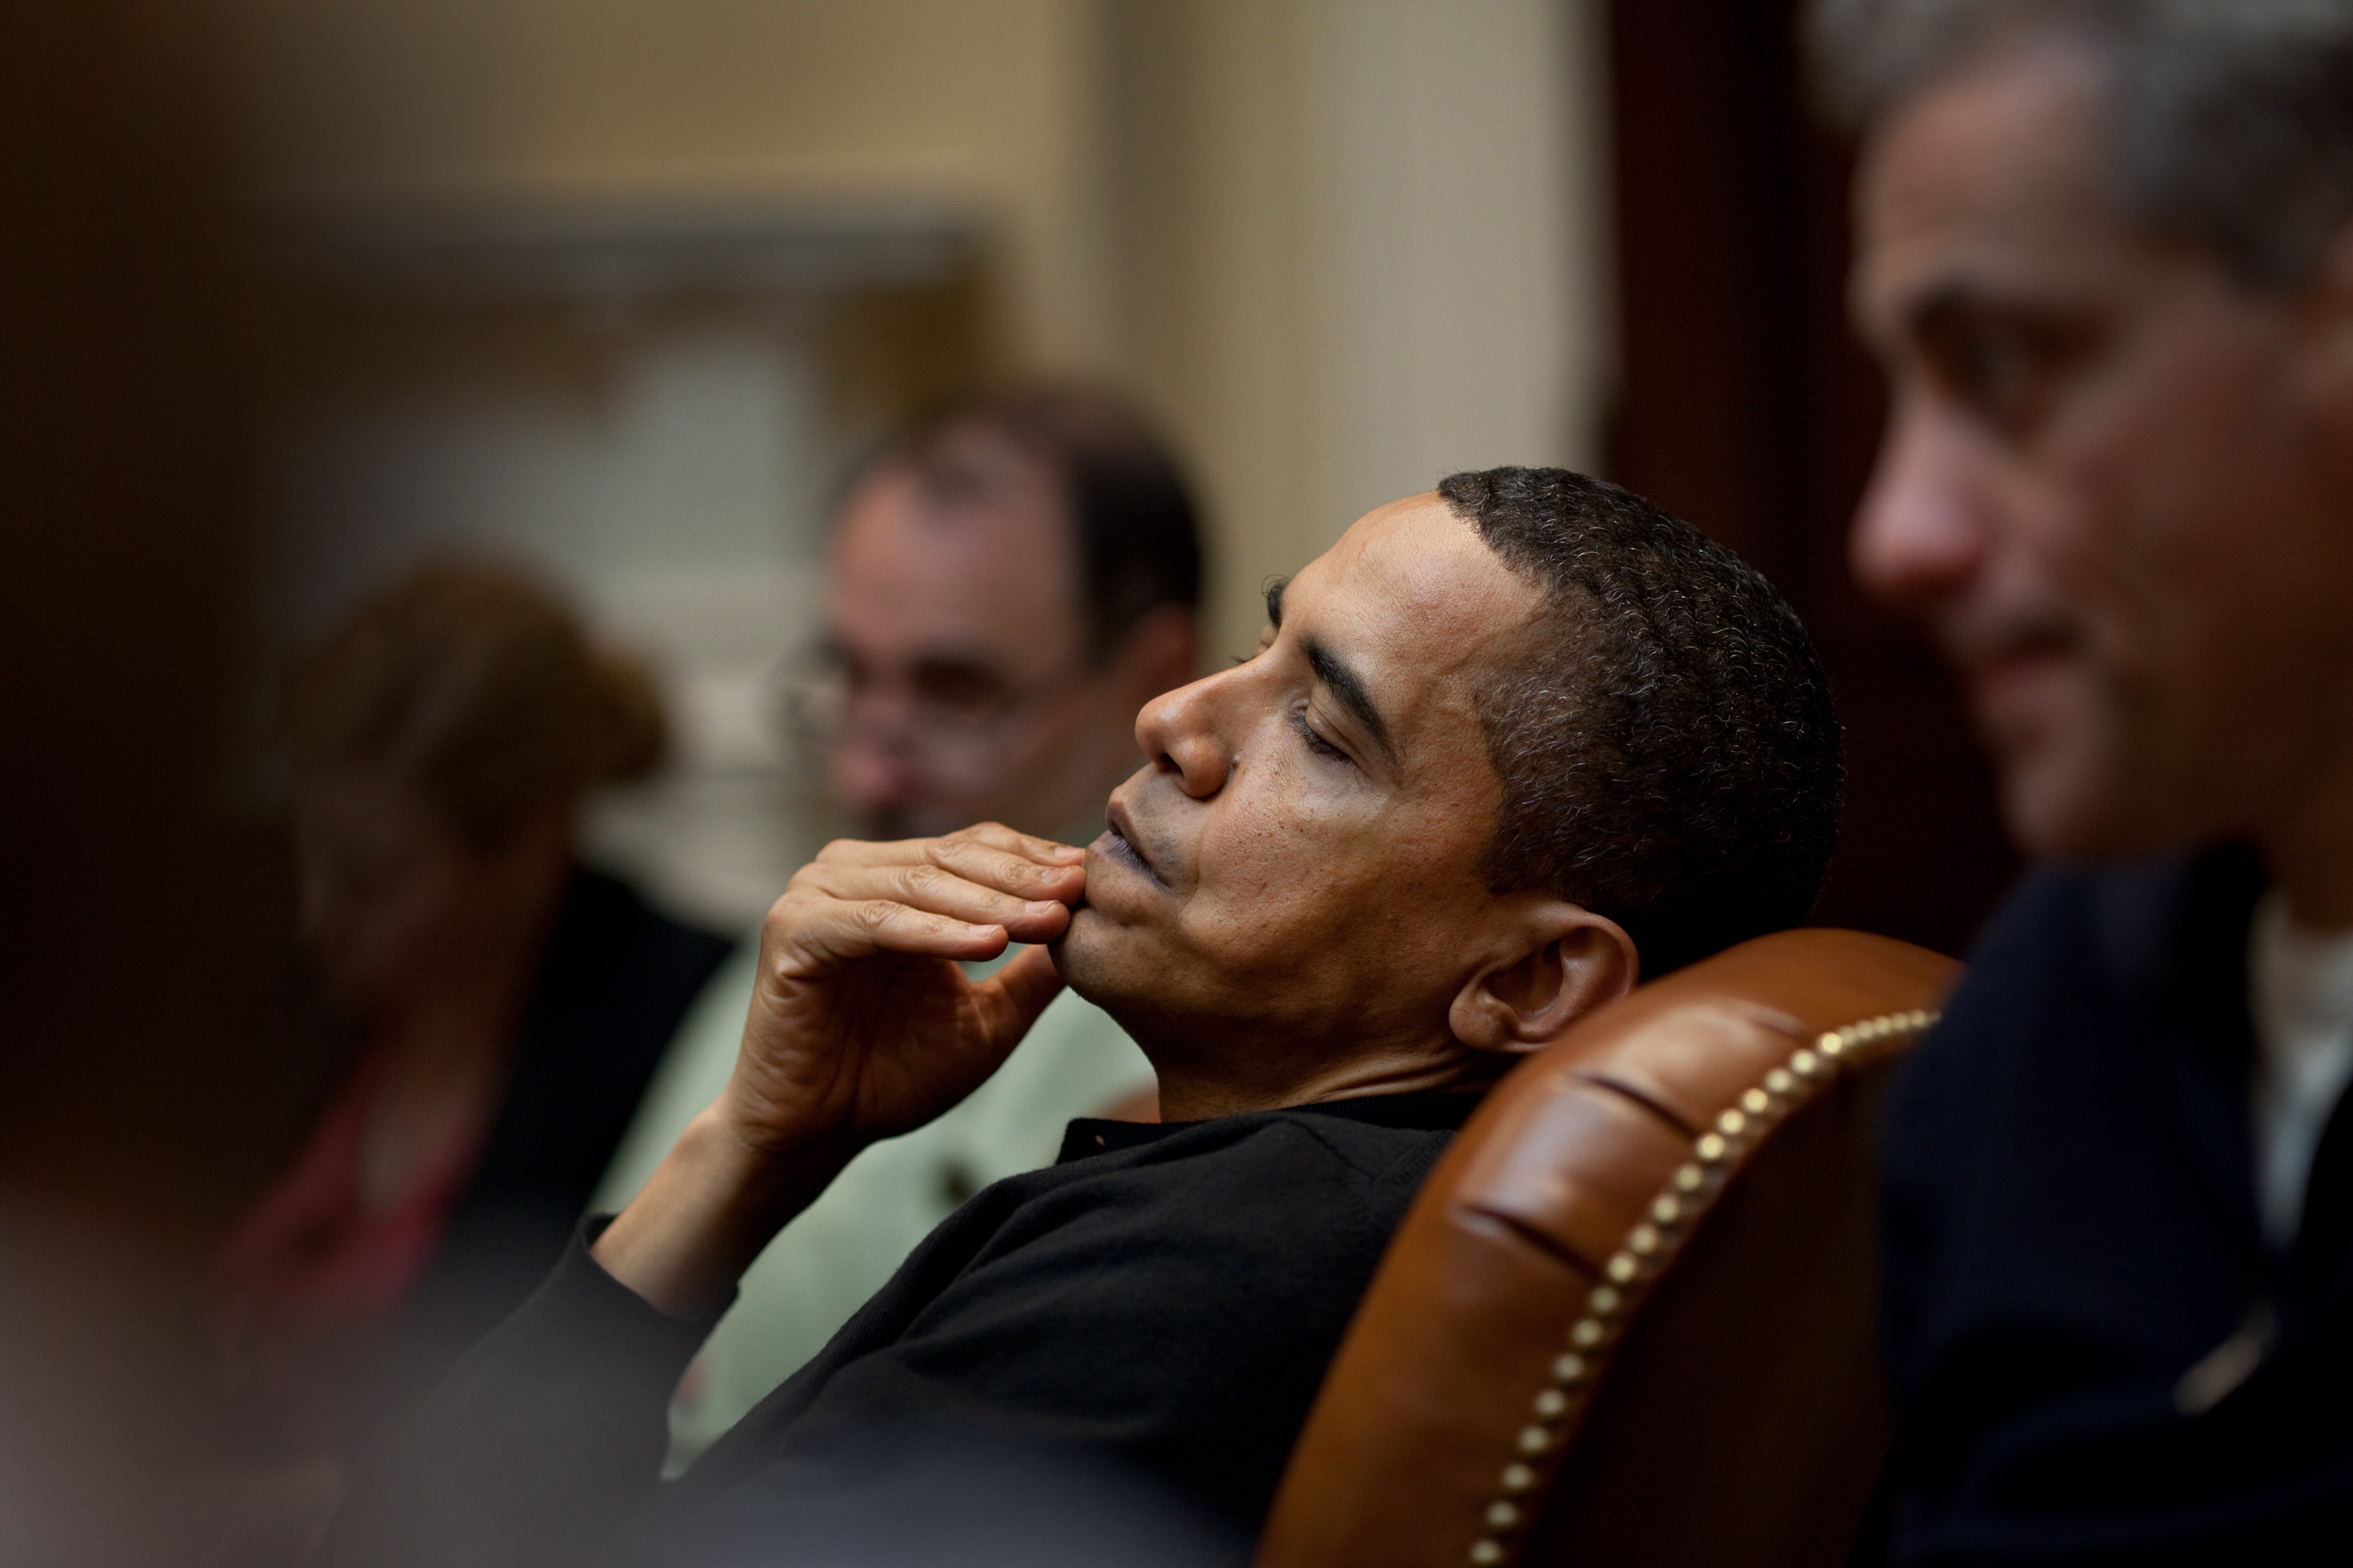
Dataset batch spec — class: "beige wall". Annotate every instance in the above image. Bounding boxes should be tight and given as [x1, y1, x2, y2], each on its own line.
[1108, 0, 1613, 658]
[225, 0, 1612, 662]
[227, 0, 1120, 368]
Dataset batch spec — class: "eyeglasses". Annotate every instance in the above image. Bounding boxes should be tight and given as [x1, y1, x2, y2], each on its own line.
[775, 646, 1095, 763]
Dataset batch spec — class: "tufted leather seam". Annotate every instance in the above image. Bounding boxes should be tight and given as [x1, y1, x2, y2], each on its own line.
[1458, 1007, 1942, 1568]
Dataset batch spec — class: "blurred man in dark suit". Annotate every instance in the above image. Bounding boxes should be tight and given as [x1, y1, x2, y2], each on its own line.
[1818, 1, 2353, 1557]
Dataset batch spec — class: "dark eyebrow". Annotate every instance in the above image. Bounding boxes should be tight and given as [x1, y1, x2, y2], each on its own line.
[1303, 635, 1395, 765]
[1264, 577, 1288, 628]
[1904, 276, 2088, 345]
[1907, 280, 1998, 345]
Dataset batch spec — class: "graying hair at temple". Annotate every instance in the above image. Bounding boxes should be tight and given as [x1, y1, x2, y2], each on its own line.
[1809, 0, 2353, 288]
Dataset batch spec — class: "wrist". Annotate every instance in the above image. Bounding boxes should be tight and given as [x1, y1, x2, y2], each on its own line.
[591, 1102, 862, 1317]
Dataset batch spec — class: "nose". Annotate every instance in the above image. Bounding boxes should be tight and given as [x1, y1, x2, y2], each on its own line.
[1133, 668, 1232, 800]
[830, 733, 919, 819]
[1850, 395, 1992, 617]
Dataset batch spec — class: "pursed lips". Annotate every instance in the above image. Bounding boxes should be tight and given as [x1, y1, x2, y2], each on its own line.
[1097, 799, 1167, 887]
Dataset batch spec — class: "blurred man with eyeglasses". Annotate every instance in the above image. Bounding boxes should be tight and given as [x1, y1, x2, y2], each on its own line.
[595, 386, 1201, 1463]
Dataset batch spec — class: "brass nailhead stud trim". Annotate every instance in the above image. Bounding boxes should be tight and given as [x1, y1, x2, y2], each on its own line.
[1460, 1005, 1941, 1568]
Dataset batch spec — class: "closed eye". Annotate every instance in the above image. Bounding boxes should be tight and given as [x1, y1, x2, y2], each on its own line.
[1290, 708, 1352, 765]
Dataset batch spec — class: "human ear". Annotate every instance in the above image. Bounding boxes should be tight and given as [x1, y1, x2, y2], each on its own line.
[1447, 904, 1638, 1057]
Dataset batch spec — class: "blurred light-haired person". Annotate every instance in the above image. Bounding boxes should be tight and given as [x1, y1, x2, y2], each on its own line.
[214, 565, 732, 1468]
[596, 385, 1199, 1461]
[1818, 0, 2353, 1556]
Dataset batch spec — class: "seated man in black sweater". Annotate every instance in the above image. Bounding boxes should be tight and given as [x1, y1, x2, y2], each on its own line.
[321, 468, 1843, 1568]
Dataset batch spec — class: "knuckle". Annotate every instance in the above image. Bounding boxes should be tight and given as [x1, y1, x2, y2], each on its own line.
[932, 839, 988, 877]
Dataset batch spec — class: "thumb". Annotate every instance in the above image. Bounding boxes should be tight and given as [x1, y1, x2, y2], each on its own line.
[978, 944, 1066, 1041]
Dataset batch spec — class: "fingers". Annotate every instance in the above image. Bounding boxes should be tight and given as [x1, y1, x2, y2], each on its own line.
[926, 831, 1086, 906]
[951, 821, 1090, 864]
[795, 829, 1085, 942]
[980, 944, 1066, 1038]
[815, 822, 1086, 871]
[767, 820, 1094, 975]
[793, 862, 1064, 940]
[776, 891, 1015, 972]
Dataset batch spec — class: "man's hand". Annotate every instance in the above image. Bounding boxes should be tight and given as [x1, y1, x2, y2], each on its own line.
[723, 823, 1083, 1151]
[593, 825, 1086, 1315]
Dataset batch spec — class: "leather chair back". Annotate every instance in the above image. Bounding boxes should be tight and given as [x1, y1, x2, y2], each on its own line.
[1257, 929, 1958, 1568]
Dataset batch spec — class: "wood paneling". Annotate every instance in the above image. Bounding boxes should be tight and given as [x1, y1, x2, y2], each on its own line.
[1607, 0, 2019, 957]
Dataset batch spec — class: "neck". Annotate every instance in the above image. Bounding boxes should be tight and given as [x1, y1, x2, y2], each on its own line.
[358, 941, 546, 1211]
[1148, 1040, 1506, 1122]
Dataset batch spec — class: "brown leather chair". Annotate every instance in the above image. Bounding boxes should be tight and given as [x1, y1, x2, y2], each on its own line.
[1258, 929, 1958, 1568]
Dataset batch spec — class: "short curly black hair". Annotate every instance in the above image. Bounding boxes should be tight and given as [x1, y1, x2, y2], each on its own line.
[1439, 467, 1844, 977]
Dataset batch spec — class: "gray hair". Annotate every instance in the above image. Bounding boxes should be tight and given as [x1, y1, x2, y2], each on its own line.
[1810, 0, 2353, 287]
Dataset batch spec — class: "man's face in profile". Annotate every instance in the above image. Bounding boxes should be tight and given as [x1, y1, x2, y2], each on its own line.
[817, 433, 1175, 840]
[1849, 43, 2353, 860]
[1055, 495, 1544, 1073]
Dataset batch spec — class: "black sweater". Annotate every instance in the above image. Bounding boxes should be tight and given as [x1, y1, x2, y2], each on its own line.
[319, 1092, 1477, 1568]
[1881, 848, 2353, 1563]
